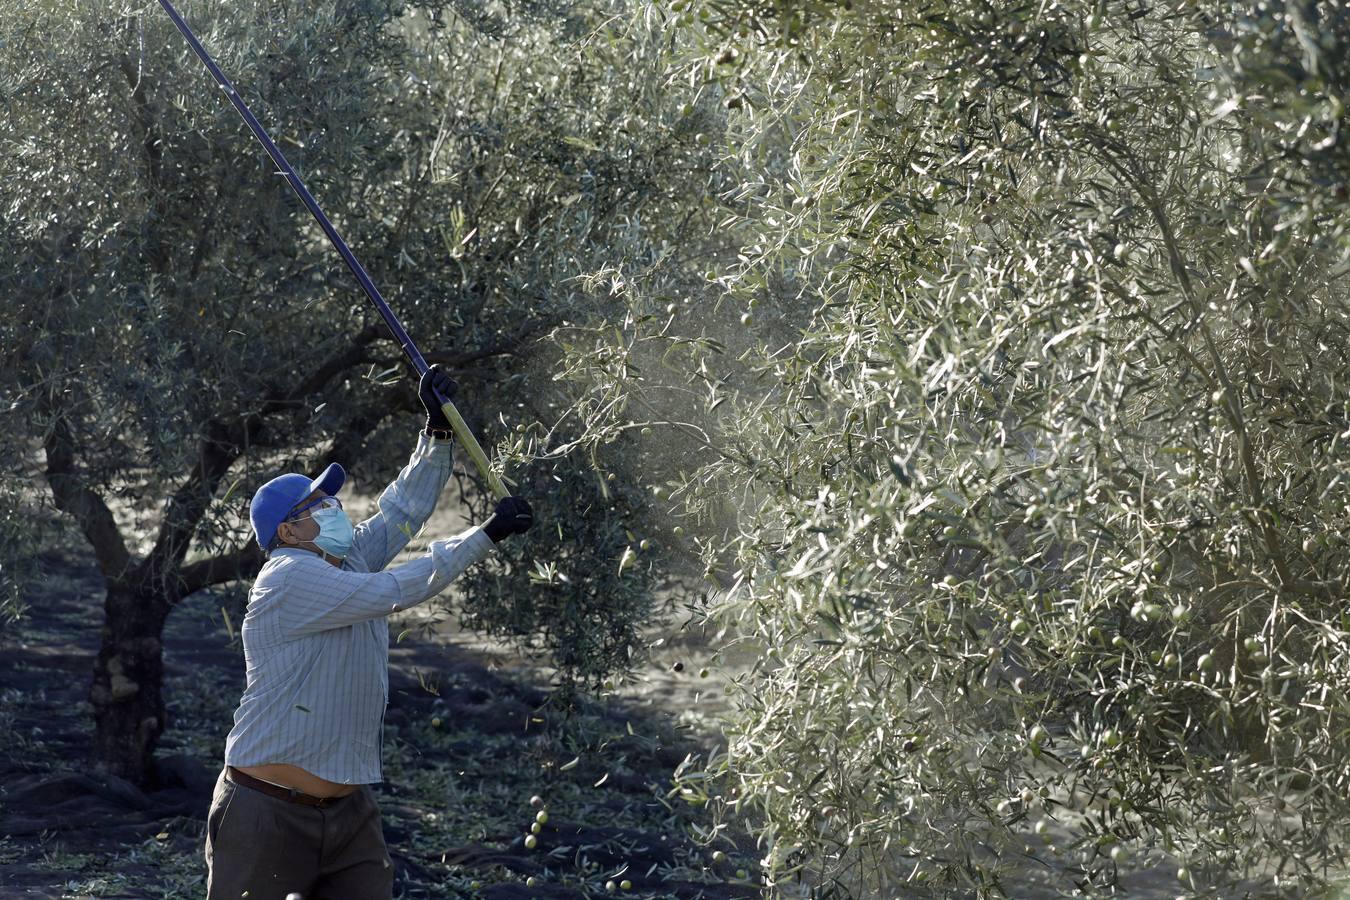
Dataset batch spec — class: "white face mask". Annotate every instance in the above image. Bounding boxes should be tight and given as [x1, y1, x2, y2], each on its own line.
[309, 504, 354, 559]
[286, 497, 354, 559]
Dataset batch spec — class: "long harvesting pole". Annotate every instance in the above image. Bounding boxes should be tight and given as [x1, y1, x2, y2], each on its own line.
[155, 0, 508, 499]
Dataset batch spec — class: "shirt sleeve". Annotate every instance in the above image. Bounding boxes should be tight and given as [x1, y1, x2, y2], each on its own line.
[348, 433, 454, 572]
[274, 527, 494, 638]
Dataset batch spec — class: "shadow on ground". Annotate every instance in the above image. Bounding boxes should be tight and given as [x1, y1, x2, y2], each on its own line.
[0, 547, 760, 899]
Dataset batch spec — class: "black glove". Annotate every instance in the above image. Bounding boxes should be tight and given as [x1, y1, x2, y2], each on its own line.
[418, 364, 459, 436]
[483, 496, 534, 543]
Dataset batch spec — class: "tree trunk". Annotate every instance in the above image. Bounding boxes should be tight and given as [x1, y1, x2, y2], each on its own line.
[89, 582, 170, 787]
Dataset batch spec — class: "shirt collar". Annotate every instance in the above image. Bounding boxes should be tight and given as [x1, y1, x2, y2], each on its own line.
[271, 545, 345, 567]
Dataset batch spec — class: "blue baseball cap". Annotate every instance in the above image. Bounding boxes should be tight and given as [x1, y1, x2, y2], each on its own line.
[249, 462, 346, 551]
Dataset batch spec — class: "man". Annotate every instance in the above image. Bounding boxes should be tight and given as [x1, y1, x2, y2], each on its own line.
[205, 365, 533, 899]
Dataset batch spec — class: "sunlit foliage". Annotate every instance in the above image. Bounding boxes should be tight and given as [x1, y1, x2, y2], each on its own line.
[550, 0, 1350, 894]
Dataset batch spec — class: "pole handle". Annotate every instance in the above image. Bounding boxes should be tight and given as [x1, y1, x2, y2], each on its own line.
[441, 400, 509, 500]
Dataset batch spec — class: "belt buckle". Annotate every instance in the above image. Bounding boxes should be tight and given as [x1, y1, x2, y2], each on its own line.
[294, 788, 326, 808]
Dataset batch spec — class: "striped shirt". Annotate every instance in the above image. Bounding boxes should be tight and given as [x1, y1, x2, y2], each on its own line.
[224, 434, 494, 784]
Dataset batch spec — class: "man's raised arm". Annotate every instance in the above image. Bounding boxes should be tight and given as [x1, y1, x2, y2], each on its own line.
[349, 365, 462, 571]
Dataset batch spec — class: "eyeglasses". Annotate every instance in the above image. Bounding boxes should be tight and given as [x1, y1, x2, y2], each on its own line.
[287, 495, 342, 521]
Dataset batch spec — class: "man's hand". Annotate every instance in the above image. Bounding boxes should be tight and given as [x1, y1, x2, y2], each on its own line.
[418, 364, 459, 437]
[483, 496, 534, 543]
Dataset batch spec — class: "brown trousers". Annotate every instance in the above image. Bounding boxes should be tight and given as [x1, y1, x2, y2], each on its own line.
[204, 768, 393, 900]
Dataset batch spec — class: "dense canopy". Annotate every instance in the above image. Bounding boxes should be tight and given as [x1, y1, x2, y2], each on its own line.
[4, 0, 1350, 895]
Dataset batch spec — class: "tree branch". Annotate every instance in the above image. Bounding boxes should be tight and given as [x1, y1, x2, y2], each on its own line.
[42, 406, 134, 586]
[177, 543, 264, 597]
[425, 314, 556, 370]
[144, 324, 385, 592]
[1092, 137, 1295, 589]
[118, 53, 168, 274]
[118, 55, 162, 189]
[145, 313, 524, 598]
[254, 323, 385, 416]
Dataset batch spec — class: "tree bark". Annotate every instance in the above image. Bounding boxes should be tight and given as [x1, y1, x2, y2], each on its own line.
[88, 581, 170, 787]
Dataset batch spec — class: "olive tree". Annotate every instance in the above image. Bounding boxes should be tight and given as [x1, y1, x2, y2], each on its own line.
[548, 0, 1350, 894]
[3, 0, 421, 785]
[1, 0, 708, 784]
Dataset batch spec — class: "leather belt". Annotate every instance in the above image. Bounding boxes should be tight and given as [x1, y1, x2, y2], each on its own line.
[226, 766, 351, 808]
